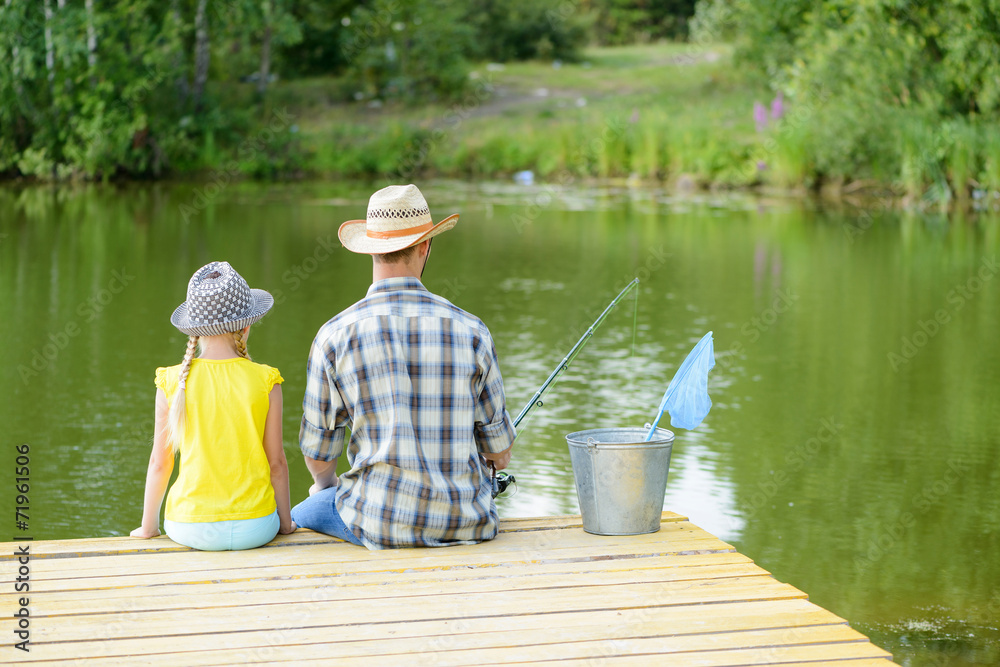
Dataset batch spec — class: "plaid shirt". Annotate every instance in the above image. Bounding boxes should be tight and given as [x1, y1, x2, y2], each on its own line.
[300, 277, 516, 549]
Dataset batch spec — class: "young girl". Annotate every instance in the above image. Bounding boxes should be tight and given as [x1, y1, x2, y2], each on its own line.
[131, 261, 295, 549]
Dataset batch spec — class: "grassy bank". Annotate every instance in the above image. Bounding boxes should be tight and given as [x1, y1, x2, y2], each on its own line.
[203, 43, 768, 186]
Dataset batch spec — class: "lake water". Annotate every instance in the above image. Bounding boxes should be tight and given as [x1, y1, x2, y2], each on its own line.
[1, 181, 998, 665]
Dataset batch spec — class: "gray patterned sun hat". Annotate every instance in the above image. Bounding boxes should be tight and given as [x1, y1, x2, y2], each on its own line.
[170, 261, 274, 337]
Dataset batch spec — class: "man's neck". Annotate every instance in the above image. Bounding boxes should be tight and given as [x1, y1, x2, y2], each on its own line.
[372, 264, 421, 282]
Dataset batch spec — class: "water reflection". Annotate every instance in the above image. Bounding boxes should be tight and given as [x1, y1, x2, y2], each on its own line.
[666, 436, 744, 543]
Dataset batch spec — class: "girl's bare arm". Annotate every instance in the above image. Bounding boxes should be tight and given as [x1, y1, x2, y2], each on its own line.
[264, 384, 295, 534]
[131, 389, 174, 538]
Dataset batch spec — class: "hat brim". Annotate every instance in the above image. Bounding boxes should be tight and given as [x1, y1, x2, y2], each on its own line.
[170, 288, 274, 337]
[338, 213, 459, 255]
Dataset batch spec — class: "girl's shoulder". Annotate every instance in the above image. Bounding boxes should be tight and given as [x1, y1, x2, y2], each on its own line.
[243, 360, 284, 392]
[154, 359, 281, 392]
[154, 364, 182, 393]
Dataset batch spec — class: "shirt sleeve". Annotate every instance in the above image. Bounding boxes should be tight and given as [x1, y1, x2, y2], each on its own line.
[473, 332, 517, 455]
[154, 367, 168, 392]
[299, 334, 349, 461]
[154, 366, 175, 396]
[265, 365, 284, 391]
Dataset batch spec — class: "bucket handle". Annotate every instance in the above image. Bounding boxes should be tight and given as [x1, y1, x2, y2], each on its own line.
[585, 438, 600, 529]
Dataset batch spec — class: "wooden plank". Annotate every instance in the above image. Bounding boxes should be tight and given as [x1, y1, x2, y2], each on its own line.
[21, 551, 755, 595]
[26, 561, 774, 616]
[26, 519, 718, 565]
[786, 662, 897, 666]
[27, 576, 808, 643]
[8, 540, 736, 598]
[0, 512, 690, 560]
[282, 624, 880, 666]
[48, 625, 887, 667]
[496, 511, 687, 532]
[503, 642, 895, 666]
[19, 523, 731, 579]
[22, 559, 769, 610]
[15, 598, 844, 663]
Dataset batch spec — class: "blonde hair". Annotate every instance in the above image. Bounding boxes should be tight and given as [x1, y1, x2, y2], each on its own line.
[165, 330, 251, 452]
[233, 328, 252, 361]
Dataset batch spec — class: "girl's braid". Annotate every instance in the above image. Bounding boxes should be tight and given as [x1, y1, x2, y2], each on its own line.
[178, 335, 198, 388]
[166, 335, 199, 452]
[233, 329, 252, 360]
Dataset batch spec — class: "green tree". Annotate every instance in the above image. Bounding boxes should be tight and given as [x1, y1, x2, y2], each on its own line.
[588, 0, 698, 45]
[344, 0, 474, 100]
[463, 0, 592, 62]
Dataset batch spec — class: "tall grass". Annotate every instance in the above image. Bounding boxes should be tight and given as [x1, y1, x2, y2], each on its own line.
[945, 119, 977, 200]
[768, 122, 811, 188]
[979, 126, 1000, 193]
[897, 116, 942, 200]
[628, 122, 668, 179]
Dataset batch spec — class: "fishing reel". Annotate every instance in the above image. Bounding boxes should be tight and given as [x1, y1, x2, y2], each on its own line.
[490, 465, 516, 499]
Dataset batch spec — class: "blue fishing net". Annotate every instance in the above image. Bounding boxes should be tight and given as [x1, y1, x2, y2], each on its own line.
[662, 331, 715, 430]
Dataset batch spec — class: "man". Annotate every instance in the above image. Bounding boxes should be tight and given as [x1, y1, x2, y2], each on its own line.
[291, 184, 516, 549]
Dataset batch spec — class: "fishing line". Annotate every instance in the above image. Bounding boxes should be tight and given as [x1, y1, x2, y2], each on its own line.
[628, 282, 640, 417]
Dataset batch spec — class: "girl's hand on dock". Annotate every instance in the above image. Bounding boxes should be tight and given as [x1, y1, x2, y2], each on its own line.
[130, 526, 161, 538]
[279, 520, 297, 535]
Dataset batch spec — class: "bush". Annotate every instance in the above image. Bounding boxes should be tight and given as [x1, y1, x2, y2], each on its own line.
[463, 0, 592, 62]
[591, 0, 698, 45]
[344, 0, 474, 101]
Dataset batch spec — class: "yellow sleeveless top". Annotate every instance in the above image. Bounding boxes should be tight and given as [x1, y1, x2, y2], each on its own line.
[155, 357, 283, 523]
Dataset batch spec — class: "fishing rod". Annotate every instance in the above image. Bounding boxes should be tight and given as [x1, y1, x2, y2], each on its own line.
[513, 277, 640, 428]
[491, 277, 641, 498]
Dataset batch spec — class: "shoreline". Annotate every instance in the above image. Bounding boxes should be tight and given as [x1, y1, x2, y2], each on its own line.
[3, 173, 998, 217]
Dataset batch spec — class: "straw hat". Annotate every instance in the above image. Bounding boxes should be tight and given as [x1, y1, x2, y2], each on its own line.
[170, 261, 274, 337]
[338, 184, 459, 254]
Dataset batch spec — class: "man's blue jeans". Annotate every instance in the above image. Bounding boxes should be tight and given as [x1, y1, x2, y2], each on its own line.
[291, 486, 365, 547]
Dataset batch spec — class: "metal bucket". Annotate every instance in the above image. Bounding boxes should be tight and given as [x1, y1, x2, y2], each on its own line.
[566, 427, 675, 536]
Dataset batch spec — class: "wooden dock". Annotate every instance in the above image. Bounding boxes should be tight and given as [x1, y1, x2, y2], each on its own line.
[3, 512, 896, 665]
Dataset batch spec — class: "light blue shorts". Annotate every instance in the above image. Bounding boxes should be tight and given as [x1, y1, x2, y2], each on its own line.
[165, 510, 279, 551]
